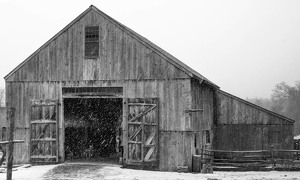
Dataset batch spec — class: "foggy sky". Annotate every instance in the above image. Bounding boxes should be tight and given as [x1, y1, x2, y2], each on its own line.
[1, 0, 300, 99]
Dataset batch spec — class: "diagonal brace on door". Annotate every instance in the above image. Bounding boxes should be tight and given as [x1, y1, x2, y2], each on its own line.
[144, 146, 155, 160]
[145, 131, 156, 145]
[128, 105, 156, 122]
[129, 125, 142, 141]
[31, 123, 51, 153]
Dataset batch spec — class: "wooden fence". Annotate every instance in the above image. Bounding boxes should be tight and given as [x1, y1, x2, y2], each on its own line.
[192, 148, 300, 172]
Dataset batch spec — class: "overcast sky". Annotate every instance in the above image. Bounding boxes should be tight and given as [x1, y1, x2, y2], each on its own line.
[1, 0, 300, 99]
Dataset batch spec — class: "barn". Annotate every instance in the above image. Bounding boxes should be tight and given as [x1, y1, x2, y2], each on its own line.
[3, 5, 294, 172]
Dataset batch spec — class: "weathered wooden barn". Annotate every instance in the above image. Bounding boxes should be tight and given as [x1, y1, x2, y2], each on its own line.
[3, 5, 294, 172]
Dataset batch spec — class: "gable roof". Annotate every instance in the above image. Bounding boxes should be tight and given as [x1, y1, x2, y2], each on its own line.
[4, 5, 219, 88]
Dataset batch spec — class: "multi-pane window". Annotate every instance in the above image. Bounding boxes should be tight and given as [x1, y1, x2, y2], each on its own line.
[85, 26, 99, 58]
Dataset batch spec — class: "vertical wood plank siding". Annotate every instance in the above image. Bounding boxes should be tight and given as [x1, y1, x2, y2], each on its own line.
[7, 10, 188, 82]
[214, 124, 294, 151]
[191, 79, 215, 152]
[214, 91, 294, 151]
[5, 9, 191, 170]
[6, 79, 193, 170]
[217, 92, 293, 125]
[0, 108, 6, 128]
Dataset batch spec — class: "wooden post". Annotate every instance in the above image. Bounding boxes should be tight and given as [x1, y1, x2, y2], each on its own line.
[122, 99, 128, 166]
[6, 107, 15, 180]
[200, 147, 204, 170]
[270, 145, 275, 168]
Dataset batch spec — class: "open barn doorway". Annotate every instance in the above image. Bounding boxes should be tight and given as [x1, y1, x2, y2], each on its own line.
[63, 98, 123, 164]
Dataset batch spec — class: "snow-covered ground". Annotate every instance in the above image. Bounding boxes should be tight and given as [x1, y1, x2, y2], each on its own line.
[101, 166, 300, 180]
[0, 164, 58, 180]
[1, 163, 300, 180]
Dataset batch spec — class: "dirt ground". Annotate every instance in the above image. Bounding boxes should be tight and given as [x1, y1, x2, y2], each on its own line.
[1, 162, 300, 180]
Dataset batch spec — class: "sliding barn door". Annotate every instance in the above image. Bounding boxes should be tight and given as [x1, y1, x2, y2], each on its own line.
[123, 98, 159, 168]
[30, 99, 59, 164]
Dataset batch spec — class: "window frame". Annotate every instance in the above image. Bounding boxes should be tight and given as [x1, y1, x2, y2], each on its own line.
[84, 26, 100, 59]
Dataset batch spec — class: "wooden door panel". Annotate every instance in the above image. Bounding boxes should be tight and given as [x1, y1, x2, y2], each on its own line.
[124, 98, 158, 167]
[30, 99, 58, 164]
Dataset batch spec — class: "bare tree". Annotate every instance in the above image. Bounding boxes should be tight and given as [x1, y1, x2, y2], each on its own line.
[0, 87, 5, 107]
[271, 81, 300, 135]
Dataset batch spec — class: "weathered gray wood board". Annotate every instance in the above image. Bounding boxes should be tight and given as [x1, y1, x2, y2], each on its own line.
[0, 107, 7, 141]
[4, 6, 197, 170]
[6, 9, 188, 82]
[217, 91, 293, 125]
[214, 124, 294, 151]
[123, 98, 159, 168]
[191, 79, 216, 152]
[214, 91, 294, 151]
[5, 79, 195, 170]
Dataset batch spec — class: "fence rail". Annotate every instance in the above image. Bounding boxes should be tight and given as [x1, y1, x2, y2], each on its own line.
[192, 148, 300, 172]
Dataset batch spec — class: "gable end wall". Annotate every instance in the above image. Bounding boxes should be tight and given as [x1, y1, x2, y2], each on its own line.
[6, 9, 189, 82]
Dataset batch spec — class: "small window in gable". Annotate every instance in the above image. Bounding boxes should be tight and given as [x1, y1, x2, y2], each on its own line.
[85, 26, 99, 58]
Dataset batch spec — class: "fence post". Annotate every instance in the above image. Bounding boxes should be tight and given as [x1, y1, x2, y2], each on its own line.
[270, 145, 275, 169]
[6, 107, 15, 180]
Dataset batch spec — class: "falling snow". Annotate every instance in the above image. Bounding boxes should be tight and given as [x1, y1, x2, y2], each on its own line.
[64, 98, 122, 160]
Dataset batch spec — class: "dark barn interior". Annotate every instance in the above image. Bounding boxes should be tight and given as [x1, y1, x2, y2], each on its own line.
[63, 98, 122, 162]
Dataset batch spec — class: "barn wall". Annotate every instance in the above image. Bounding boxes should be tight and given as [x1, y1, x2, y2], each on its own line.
[217, 91, 291, 125]
[4, 7, 197, 170]
[6, 10, 188, 82]
[214, 124, 294, 151]
[5, 81, 62, 164]
[191, 79, 216, 153]
[6, 78, 193, 170]
[0, 107, 6, 126]
[0, 107, 7, 141]
[214, 91, 294, 151]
